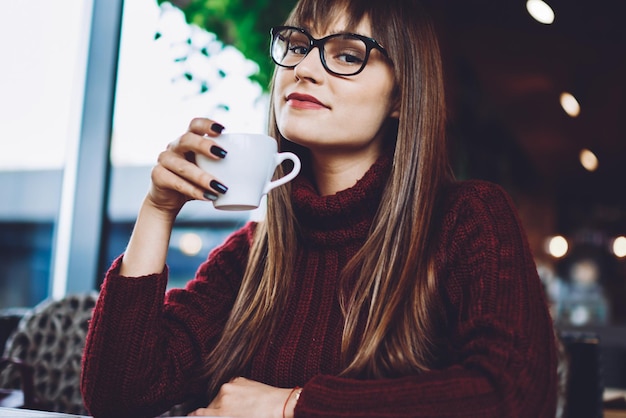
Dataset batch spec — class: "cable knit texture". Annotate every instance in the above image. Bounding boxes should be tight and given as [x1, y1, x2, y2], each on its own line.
[81, 155, 558, 417]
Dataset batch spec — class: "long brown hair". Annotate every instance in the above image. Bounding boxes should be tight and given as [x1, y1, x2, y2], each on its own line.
[204, 0, 451, 395]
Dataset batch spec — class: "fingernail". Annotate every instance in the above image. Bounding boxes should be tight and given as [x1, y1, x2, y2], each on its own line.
[184, 151, 196, 163]
[203, 191, 218, 201]
[210, 180, 228, 194]
[210, 145, 227, 158]
[210, 123, 224, 134]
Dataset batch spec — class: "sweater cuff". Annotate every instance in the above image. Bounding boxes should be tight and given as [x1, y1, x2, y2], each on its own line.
[100, 254, 169, 304]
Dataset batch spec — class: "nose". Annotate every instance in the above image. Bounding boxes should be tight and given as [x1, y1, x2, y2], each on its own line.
[293, 46, 325, 82]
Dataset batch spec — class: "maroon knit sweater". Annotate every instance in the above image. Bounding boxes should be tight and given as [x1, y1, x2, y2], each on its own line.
[81, 156, 558, 417]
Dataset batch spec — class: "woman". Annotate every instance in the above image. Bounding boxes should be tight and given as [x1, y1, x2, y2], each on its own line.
[81, 0, 558, 416]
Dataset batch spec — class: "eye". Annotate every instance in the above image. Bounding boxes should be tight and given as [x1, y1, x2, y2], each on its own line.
[284, 32, 310, 57]
[335, 50, 365, 64]
[325, 37, 367, 67]
[288, 44, 309, 56]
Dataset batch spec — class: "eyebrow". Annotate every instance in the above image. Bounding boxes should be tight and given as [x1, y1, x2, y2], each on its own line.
[299, 22, 360, 36]
[308, 27, 372, 38]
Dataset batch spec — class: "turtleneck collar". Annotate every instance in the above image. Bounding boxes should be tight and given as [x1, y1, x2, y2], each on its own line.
[291, 152, 392, 247]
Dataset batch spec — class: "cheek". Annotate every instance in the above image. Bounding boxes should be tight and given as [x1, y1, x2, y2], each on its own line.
[272, 73, 291, 123]
[345, 86, 395, 126]
[273, 99, 291, 137]
[273, 68, 291, 97]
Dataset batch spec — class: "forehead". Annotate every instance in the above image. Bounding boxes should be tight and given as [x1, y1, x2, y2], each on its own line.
[306, 14, 373, 38]
[289, 3, 373, 37]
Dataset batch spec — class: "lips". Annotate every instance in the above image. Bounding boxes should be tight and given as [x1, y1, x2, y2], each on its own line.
[286, 92, 329, 109]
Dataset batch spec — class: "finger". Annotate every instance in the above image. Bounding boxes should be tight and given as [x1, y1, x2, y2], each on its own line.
[187, 407, 220, 416]
[188, 408, 201, 416]
[188, 117, 225, 137]
[151, 164, 210, 202]
[175, 131, 228, 161]
[158, 151, 228, 194]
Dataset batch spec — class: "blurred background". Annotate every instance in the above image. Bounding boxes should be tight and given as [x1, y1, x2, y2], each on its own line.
[0, 0, 624, 400]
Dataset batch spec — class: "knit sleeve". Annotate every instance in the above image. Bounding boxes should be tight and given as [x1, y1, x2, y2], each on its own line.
[295, 181, 558, 418]
[80, 222, 255, 418]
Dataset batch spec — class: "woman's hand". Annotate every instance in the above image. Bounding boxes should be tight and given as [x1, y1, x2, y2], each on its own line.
[147, 117, 227, 217]
[118, 118, 227, 277]
[188, 377, 298, 418]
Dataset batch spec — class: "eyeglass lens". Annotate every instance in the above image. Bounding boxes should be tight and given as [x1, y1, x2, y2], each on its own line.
[272, 28, 370, 76]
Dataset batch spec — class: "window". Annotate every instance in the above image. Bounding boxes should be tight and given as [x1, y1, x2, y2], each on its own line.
[0, 0, 93, 308]
[104, 0, 268, 288]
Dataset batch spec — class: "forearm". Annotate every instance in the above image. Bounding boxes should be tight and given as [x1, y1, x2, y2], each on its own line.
[296, 345, 556, 418]
[81, 261, 181, 417]
[120, 197, 178, 277]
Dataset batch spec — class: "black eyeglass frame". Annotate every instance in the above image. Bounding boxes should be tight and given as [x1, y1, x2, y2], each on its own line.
[269, 25, 390, 76]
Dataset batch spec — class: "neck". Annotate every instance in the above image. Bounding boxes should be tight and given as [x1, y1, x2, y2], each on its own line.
[311, 147, 382, 196]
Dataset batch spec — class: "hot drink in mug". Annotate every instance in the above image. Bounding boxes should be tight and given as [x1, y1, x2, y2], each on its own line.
[195, 133, 301, 211]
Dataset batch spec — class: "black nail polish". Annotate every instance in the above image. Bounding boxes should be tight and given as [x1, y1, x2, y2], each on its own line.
[210, 123, 224, 134]
[210, 145, 227, 158]
[210, 180, 228, 194]
[203, 191, 218, 201]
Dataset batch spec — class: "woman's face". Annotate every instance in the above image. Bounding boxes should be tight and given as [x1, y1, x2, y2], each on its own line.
[273, 14, 398, 161]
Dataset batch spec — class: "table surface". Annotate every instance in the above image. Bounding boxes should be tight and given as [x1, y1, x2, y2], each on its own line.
[0, 407, 90, 417]
[0, 407, 197, 418]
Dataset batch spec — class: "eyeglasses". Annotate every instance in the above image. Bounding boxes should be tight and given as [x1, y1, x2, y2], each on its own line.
[270, 26, 390, 76]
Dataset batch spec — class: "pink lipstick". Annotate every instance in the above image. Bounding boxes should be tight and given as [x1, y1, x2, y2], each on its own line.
[286, 93, 329, 110]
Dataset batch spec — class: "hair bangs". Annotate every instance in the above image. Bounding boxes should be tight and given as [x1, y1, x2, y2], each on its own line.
[286, 0, 388, 37]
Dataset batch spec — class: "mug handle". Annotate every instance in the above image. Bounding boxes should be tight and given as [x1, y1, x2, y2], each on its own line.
[264, 152, 301, 194]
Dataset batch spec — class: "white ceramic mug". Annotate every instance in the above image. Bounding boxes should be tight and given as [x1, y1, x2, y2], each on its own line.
[196, 133, 301, 211]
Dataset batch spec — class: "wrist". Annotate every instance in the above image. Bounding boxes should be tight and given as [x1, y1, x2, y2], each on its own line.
[282, 386, 302, 418]
[142, 195, 181, 224]
[119, 197, 177, 277]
